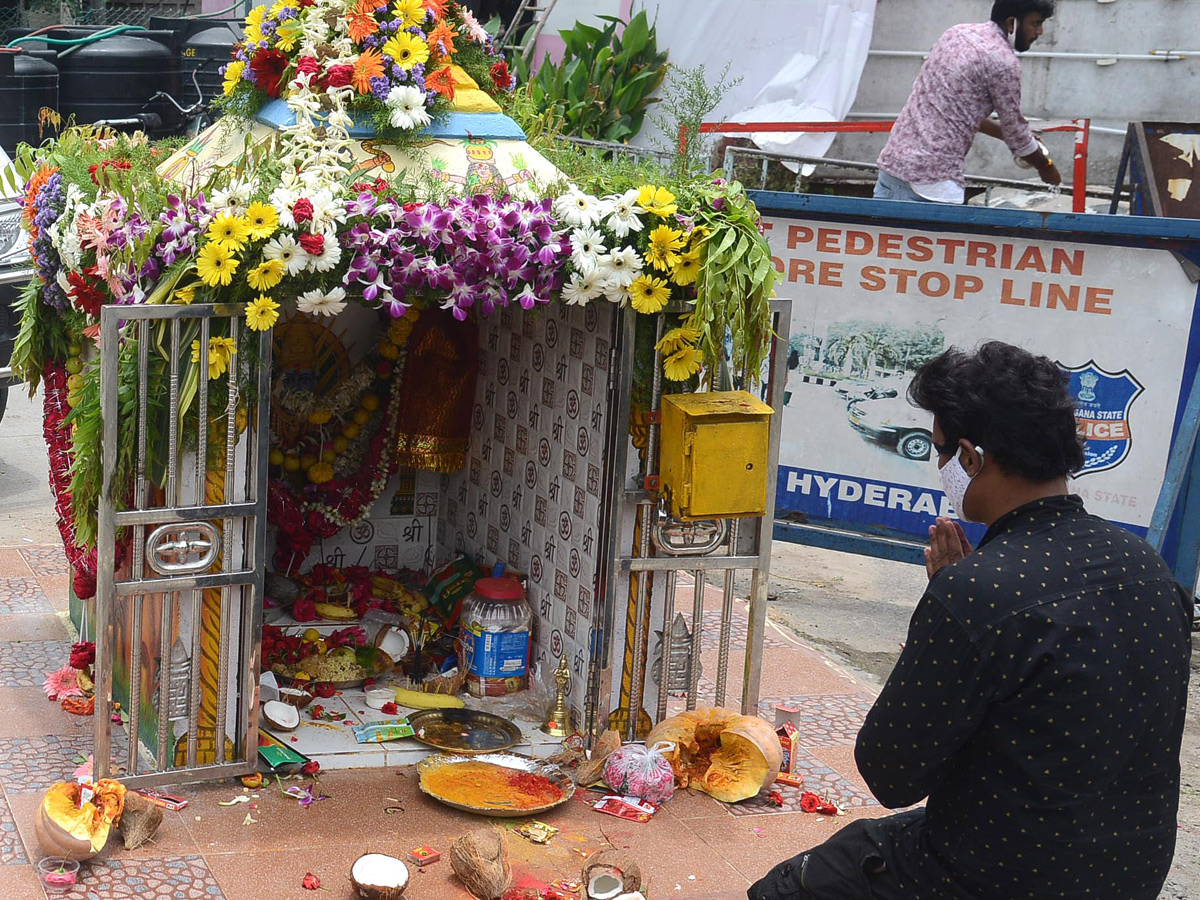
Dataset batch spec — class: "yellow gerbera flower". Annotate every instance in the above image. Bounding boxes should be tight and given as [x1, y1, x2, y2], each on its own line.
[196, 241, 239, 287]
[393, 0, 425, 28]
[382, 31, 430, 70]
[191, 337, 234, 380]
[275, 18, 304, 52]
[243, 5, 266, 43]
[244, 202, 279, 240]
[629, 274, 671, 314]
[222, 60, 246, 96]
[173, 284, 197, 305]
[663, 346, 704, 381]
[655, 325, 702, 357]
[636, 185, 677, 217]
[246, 258, 285, 291]
[268, 0, 288, 18]
[646, 224, 685, 271]
[245, 294, 280, 331]
[671, 247, 702, 286]
[206, 211, 251, 252]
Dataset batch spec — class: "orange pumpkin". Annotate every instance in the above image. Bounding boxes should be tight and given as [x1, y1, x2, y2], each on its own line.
[34, 780, 127, 860]
[646, 706, 783, 803]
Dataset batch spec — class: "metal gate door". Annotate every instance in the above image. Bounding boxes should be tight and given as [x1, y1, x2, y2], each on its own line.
[94, 304, 271, 787]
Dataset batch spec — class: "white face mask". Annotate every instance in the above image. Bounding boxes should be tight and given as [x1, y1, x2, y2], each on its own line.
[938, 447, 983, 522]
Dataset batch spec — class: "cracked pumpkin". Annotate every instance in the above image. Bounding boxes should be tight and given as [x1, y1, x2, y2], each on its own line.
[647, 706, 782, 803]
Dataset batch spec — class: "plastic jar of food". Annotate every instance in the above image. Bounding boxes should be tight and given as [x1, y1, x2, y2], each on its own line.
[458, 578, 533, 697]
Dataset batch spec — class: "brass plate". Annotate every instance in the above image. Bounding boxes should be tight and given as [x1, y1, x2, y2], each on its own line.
[416, 753, 575, 818]
[406, 708, 523, 755]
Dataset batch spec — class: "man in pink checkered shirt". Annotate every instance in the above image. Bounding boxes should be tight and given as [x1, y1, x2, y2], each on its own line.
[875, 0, 1063, 204]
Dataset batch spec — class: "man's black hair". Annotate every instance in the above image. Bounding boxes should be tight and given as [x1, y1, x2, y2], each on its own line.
[908, 341, 1084, 481]
[991, 0, 1055, 24]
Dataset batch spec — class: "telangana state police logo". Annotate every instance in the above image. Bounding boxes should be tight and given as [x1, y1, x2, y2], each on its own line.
[1060, 361, 1144, 476]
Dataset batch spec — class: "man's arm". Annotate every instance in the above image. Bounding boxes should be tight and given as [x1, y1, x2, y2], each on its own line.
[983, 62, 1062, 185]
[854, 590, 995, 809]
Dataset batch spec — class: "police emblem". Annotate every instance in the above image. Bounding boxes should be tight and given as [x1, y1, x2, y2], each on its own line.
[1060, 361, 1144, 476]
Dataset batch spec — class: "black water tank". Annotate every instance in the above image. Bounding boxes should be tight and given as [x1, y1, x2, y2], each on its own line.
[182, 23, 241, 108]
[0, 49, 58, 154]
[51, 29, 182, 135]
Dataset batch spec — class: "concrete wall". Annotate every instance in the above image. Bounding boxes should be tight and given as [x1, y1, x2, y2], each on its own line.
[838, 0, 1200, 187]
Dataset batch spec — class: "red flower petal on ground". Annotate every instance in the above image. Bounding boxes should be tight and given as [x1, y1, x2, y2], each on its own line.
[302, 872, 320, 890]
[301, 760, 321, 775]
[380, 701, 398, 715]
[799, 791, 821, 813]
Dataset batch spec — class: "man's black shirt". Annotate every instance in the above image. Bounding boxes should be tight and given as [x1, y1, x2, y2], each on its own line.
[855, 495, 1192, 899]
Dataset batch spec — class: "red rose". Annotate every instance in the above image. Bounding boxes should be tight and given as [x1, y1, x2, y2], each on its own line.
[69, 641, 96, 670]
[309, 705, 325, 719]
[323, 64, 354, 89]
[380, 702, 398, 715]
[295, 56, 319, 76]
[799, 792, 821, 813]
[302, 873, 321, 890]
[313, 682, 337, 698]
[298, 232, 325, 255]
[301, 760, 321, 775]
[292, 598, 317, 622]
[249, 49, 289, 98]
[291, 198, 315, 224]
[767, 791, 784, 808]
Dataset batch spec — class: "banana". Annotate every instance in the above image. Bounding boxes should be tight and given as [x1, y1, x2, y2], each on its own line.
[392, 687, 465, 710]
[314, 602, 357, 621]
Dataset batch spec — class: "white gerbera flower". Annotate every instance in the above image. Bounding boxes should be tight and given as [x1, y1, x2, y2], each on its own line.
[562, 269, 603, 306]
[606, 188, 644, 238]
[386, 85, 432, 131]
[569, 227, 607, 273]
[308, 229, 343, 273]
[263, 234, 308, 276]
[211, 182, 251, 214]
[598, 245, 642, 287]
[554, 188, 601, 228]
[297, 286, 348, 317]
[270, 185, 301, 230]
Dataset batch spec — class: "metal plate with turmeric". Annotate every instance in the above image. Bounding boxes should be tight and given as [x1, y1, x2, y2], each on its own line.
[406, 708, 522, 755]
[416, 753, 575, 817]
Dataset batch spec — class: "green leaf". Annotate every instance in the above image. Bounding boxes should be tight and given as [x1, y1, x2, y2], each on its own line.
[621, 10, 650, 59]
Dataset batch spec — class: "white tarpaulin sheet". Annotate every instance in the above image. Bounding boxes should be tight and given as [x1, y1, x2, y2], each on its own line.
[536, 0, 877, 162]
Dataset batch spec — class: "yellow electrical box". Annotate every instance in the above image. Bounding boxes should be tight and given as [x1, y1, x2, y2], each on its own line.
[659, 391, 774, 521]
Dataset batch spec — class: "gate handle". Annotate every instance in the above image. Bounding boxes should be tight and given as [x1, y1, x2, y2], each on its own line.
[146, 522, 220, 575]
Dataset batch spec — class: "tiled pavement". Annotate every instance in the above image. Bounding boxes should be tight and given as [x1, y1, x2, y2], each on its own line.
[0, 544, 892, 900]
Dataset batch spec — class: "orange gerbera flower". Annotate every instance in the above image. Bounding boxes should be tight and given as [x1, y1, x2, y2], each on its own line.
[427, 20, 456, 58]
[346, 0, 379, 44]
[352, 48, 385, 93]
[423, 0, 447, 16]
[425, 64, 456, 100]
[21, 164, 58, 232]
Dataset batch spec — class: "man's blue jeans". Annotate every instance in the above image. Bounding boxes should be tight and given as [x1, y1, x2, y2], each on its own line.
[873, 169, 933, 202]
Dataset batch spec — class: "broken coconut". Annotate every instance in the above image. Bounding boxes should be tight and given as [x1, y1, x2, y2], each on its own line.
[261, 699, 300, 732]
[351, 853, 410, 900]
[119, 791, 164, 850]
[576, 728, 622, 787]
[646, 706, 782, 803]
[34, 780, 127, 860]
[582, 849, 642, 900]
[449, 828, 512, 900]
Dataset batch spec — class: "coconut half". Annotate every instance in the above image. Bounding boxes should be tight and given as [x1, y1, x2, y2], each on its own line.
[587, 871, 625, 900]
[351, 853, 410, 900]
[261, 699, 300, 732]
[278, 687, 314, 709]
[374, 625, 411, 662]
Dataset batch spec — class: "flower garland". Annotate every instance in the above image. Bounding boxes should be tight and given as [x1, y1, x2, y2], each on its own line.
[42, 361, 128, 599]
[268, 316, 413, 570]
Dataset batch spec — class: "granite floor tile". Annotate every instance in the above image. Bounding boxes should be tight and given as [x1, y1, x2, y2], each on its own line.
[0, 641, 69, 689]
[0, 687, 93, 741]
[0, 614, 72, 644]
[756, 694, 877, 748]
[61, 854, 225, 899]
[18, 547, 68, 579]
[0, 735, 92, 794]
[0, 578, 54, 616]
[0, 796, 28, 867]
[0, 861, 43, 898]
[0, 551, 32, 579]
